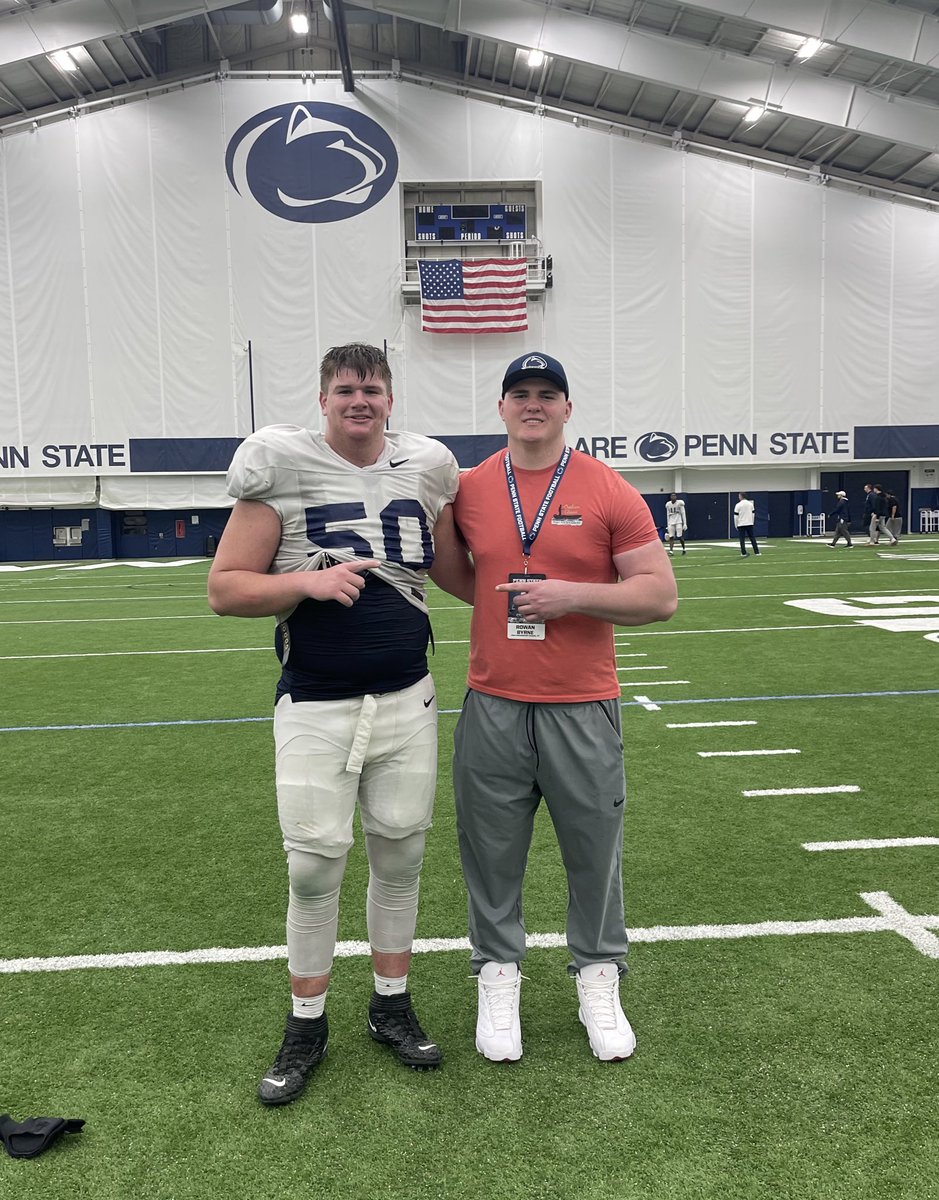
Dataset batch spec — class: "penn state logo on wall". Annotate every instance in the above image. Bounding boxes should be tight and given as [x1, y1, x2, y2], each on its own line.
[225, 102, 398, 223]
[635, 431, 679, 462]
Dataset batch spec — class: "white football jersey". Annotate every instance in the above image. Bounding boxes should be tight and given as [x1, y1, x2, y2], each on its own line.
[666, 500, 686, 524]
[226, 425, 459, 616]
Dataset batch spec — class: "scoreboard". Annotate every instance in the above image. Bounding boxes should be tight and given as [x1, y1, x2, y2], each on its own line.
[414, 203, 527, 241]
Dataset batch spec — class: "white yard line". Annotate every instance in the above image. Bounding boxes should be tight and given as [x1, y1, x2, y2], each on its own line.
[698, 749, 800, 757]
[0, 594, 208, 605]
[4, 892, 936, 974]
[617, 679, 690, 686]
[633, 695, 661, 712]
[0, 615, 216, 626]
[668, 720, 758, 728]
[861, 892, 939, 959]
[804, 837, 939, 851]
[0, 648, 269, 661]
[743, 785, 860, 796]
[0, 560, 206, 574]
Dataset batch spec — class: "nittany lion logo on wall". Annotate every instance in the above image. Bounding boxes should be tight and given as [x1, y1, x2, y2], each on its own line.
[635, 431, 678, 462]
[225, 102, 398, 223]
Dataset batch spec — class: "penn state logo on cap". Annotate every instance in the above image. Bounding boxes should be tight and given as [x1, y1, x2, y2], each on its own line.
[225, 102, 398, 224]
[501, 352, 569, 397]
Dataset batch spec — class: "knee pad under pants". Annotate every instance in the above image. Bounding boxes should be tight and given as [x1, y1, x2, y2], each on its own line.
[285, 848, 348, 979]
[365, 831, 426, 955]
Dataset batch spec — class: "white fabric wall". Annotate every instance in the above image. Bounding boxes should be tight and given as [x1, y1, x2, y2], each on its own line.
[1, 76, 937, 508]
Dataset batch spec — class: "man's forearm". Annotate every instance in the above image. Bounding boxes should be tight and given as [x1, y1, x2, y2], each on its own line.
[564, 577, 678, 626]
[208, 569, 311, 617]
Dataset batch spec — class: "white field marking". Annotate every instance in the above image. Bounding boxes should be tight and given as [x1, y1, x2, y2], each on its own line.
[698, 749, 800, 757]
[617, 679, 690, 686]
[659, 564, 939, 584]
[0, 615, 216, 626]
[0, 648, 270, 662]
[743, 785, 860, 797]
[0, 624, 869, 643]
[0, 594, 210, 605]
[615, 652, 648, 658]
[668, 720, 758, 729]
[861, 892, 939, 959]
[0, 717, 273, 734]
[612, 623, 857, 638]
[0, 619, 893, 636]
[0, 579, 206, 592]
[633, 695, 662, 712]
[4, 893, 938, 974]
[804, 838, 939, 851]
[616, 665, 669, 672]
[678, 588, 939, 603]
[0, 559, 206, 573]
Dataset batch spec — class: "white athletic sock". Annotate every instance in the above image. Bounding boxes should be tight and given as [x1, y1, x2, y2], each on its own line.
[373, 972, 408, 996]
[292, 992, 327, 1019]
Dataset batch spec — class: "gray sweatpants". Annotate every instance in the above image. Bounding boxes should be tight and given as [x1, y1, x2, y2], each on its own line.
[452, 689, 628, 974]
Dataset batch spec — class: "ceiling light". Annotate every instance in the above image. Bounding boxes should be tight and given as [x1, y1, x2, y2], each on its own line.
[742, 103, 765, 124]
[290, 12, 310, 34]
[795, 37, 824, 61]
[49, 48, 79, 71]
[527, 49, 545, 69]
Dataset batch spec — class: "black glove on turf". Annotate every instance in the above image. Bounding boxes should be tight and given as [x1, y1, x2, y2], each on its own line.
[0, 1114, 85, 1159]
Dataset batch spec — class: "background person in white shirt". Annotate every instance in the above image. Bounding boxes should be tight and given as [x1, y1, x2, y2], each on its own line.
[733, 493, 760, 556]
[665, 493, 687, 555]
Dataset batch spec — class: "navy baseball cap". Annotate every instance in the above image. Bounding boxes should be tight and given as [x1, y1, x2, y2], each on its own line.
[501, 353, 569, 398]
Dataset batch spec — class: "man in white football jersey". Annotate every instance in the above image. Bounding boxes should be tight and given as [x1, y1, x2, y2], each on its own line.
[208, 343, 468, 1105]
[665, 493, 687, 555]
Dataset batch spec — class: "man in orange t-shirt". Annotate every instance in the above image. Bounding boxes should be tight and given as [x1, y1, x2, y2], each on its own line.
[450, 352, 677, 1064]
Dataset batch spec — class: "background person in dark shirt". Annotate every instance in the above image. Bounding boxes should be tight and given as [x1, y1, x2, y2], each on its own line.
[862, 483, 875, 542]
[827, 491, 853, 547]
[885, 490, 903, 544]
[868, 484, 898, 546]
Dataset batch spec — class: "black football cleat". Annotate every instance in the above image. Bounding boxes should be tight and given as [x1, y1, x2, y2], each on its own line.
[367, 991, 443, 1070]
[257, 1013, 328, 1106]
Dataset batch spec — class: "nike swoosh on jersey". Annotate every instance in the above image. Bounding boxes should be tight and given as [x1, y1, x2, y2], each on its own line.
[389, 458, 410, 468]
[423, 697, 434, 707]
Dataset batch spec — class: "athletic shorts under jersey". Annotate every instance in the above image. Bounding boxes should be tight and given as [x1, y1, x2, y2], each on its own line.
[453, 448, 659, 703]
[226, 425, 459, 700]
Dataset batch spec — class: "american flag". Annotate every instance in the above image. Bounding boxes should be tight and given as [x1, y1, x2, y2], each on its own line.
[418, 258, 528, 334]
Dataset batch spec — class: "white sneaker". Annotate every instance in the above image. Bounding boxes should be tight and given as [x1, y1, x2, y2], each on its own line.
[476, 962, 522, 1062]
[576, 963, 636, 1061]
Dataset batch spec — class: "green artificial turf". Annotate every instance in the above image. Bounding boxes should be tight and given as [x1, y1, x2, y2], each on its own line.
[1, 540, 937, 1199]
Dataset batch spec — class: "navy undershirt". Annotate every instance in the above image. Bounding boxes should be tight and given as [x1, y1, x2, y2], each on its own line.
[274, 574, 430, 702]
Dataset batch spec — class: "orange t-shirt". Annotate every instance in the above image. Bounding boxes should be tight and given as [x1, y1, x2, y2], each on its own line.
[453, 448, 659, 702]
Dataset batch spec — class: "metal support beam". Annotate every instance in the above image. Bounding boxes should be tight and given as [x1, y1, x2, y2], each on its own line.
[324, 0, 355, 92]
